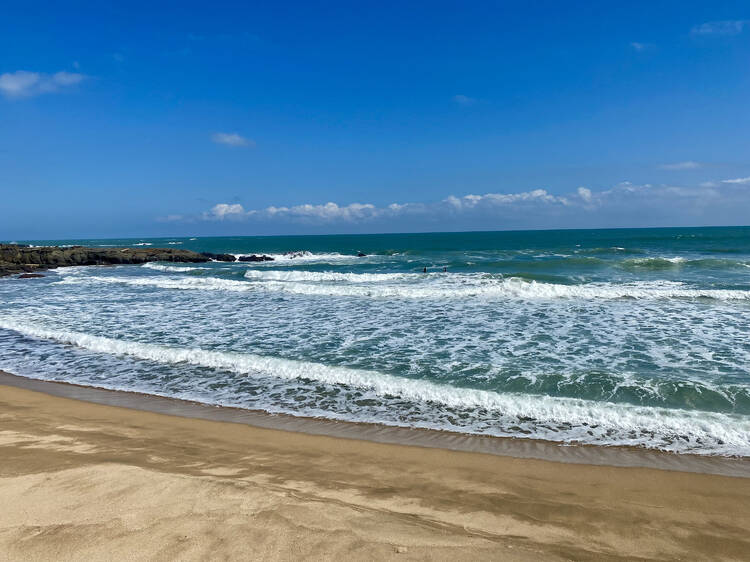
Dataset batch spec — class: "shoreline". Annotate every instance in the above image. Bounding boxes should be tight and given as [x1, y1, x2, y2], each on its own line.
[2, 370, 748, 478]
[1, 378, 749, 559]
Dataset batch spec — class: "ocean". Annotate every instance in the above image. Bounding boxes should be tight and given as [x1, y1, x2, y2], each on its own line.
[2, 227, 750, 456]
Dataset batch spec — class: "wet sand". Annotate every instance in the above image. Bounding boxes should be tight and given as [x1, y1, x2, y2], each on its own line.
[1, 382, 749, 561]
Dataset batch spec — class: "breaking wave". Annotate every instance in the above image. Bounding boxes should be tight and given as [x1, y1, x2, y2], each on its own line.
[232, 251, 357, 264]
[56, 272, 750, 301]
[1, 318, 749, 456]
[141, 263, 208, 273]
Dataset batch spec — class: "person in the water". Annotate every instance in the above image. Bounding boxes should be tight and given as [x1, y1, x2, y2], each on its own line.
[423, 267, 427, 273]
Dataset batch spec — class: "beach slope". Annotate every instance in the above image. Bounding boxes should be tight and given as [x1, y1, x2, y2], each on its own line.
[1, 384, 749, 561]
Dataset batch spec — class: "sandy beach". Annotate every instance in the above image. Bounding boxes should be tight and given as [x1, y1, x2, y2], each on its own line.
[0, 381, 748, 561]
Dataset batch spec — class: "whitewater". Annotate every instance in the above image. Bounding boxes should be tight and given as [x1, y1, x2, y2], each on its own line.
[2, 227, 750, 456]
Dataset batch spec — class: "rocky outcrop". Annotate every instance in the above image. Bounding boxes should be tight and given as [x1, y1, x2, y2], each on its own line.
[0, 244, 234, 278]
[237, 254, 275, 262]
[201, 252, 238, 262]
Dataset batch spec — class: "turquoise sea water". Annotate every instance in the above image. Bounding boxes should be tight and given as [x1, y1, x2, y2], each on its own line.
[2, 227, 750, 455]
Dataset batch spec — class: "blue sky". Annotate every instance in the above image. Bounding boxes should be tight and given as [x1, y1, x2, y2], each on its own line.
[2, 1, 749, 239]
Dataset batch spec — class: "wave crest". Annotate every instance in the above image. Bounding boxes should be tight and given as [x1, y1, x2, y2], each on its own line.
[1, 318, 748, 455]
[58, 273, 750, 301]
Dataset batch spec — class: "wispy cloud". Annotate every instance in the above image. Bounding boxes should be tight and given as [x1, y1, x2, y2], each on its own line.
[692, 20, 749, 36]
[0, 70, 85, 99]
[158, 214, 185, 223]
[659, 161, 702, 170]
[453, 94, 476, 106]
[722, 177, 750, 184]
[211, 132, 255, 147]
[629, 42, 652, 51]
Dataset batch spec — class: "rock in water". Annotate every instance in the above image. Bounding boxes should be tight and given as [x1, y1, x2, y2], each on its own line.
[0, 244, 217, 277]
[237, 254, 275, 262]
[200, 252, 237, 262]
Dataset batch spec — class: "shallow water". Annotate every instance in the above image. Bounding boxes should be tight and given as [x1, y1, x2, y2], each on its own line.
[2, 227, 750, 456]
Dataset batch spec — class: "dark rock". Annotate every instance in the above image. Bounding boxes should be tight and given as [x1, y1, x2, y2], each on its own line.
[200, 252, 237, 262]
[237, 254, 275, 262]
[0, 244, 215, 277]
[357, 252, 367, 257]
[285, 251, 306, 259]
[17, 273, 45, 279]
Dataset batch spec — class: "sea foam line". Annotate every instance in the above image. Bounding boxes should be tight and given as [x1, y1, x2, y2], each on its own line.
[141, 263, 207, 273]
[243, 269, 417, 283]
[55, 273, 750, 301]
[232, 251, 354, 264]
[1, 318, 749, 455]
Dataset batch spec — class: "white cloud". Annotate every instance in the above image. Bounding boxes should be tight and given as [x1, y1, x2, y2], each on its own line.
[443, 189, 567, 209]
[692, 20, 749, 36]
[722, 177, 750, 184]
[700, 181, 719, 188]
[205, 203, 246, 219]
[577, 187, 593, 202]
[211, 132, 254, 147]
[453, 94, 476, 106]
[262, 202, 379, 221]
[659, 161, 701, 170]
[0, 70, 85, 98]
[199, 188, 577, 225]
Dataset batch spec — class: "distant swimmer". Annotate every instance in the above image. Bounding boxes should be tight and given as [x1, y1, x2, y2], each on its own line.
[423, 267, 427, 273]
[443, 267, 447, 272]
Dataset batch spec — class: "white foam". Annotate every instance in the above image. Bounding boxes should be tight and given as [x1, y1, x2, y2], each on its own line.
[57, 273, 750, 301]
[1, 318, 748, 455]
[141, 263, 207, 273]
[624, 257, 687, 266]
[233, 251, 359, 265]
[243, 269, 417, 283]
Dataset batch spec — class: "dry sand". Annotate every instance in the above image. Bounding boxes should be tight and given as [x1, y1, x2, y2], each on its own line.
[1, 384, 749, 561]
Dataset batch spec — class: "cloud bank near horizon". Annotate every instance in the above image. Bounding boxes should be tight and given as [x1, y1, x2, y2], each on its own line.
[159, 179, 750, 232]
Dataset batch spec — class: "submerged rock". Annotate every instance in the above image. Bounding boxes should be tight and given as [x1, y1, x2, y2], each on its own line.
[17, 273, 45, 279]
[357, 252, 367, 257]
